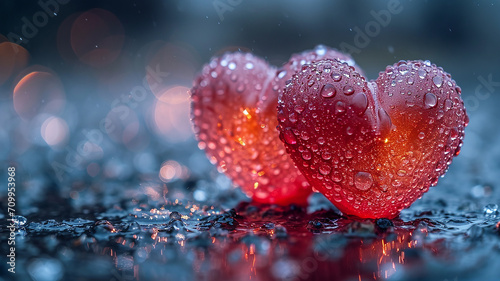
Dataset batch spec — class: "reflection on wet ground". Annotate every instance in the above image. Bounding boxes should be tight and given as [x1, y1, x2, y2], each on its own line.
[3, 188, 499, 281]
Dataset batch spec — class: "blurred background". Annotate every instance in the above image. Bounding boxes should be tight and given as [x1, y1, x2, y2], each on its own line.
[1, 0, 499, 208]
[1, 1, 500, 280]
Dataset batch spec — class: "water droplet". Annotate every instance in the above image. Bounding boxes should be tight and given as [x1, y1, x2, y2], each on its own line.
[352, 92, 368, 115]
[343, 85, 354, 95]
[483, 204, 498, 218]
[278, 70, 287, 79]
[444, 99, 453, 111]
[332, 73, 342, 82]
[169, 211, 182, 220]
[346, 126, 354, 135]
[283, 130, 297, 145]
[354, 171, 373, 191]
[397, 170, 407, 177]
[335, 101, 346, 114]
[289, 113, 297, 123]
[377, 108, 392, 137]
[418, 132, 425, 139]
[315, 45, 327, 56]
[418, 70, 426, 79]
[237, 84, 246, 93]
[245, 62, 254, 69]
[228, 62, 236, 70]
[294, 105, 305, 114]
[321, 151, 332, 160]
[407, 77, 414, 85]
[300, 131, 310, 140]
[320, 83, 336, 98]
[398, 65, 409, 75]
[319, 165, 331, 175]
[392, 179, 402, 187]
[13, 215, 27, 226]
[301, 150, 312, 160]
[317, 137, 325, 145]
[424, 93, 437, 108]
[432, 76, 443, 87]
[332, 171, 342, 182]
[345, 150, 353, 159]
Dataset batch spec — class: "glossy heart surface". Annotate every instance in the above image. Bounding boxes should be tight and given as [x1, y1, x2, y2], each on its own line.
[191, 46, 357, 205]
[277, 59, 468, 218]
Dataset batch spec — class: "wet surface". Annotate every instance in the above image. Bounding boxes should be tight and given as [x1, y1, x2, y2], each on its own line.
[2, 182, 500, 281]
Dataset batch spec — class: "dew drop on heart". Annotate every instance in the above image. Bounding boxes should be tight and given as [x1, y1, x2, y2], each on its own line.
[346, 126, 354, 135]
[319, 165, 331, 175]
[245, 62, 254, 69]
[301, 150, 312, 161]
[300, 131, 310, 140]
[315, 44, 327, 56]
[343, 85, 354, 95]
[345, 150, 353, 159]
[321, 83, 336, 98]
[424, 93, 437, 108]
[352, 92, 368, 115]
[278, 70, 286, 79]
[294, 105, 304, 114]
[407, 77, 414, 85]
[228, 62, 236, 70]
[332, 73, 342, 82]
[317, 137, 325, 145]
[289, 112, 297, 123]
[418, 132, 425, 139]
[432, 76, 443, 87]
[354, 171, 373, 191]
[283, 130, 297, 144]
[335, 101, 346, 114]
[332, 171, 342, 182]
[418, 69, 426, 79]
[444, 99, 453, 111]
[398, 65, 409, 75]
[321, 151, 331, 160]
[237, 84, 246, 93]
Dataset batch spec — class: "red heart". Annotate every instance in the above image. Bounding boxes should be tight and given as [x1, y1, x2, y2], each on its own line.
[278, 59, 468, 218]
[191, 46, 357, 205]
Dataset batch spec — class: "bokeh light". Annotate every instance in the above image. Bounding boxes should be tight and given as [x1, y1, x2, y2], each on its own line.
[159, 160, 189, 183]
[70, 9, 124, 67]
[13, 71, 66, 120]
[41, 116, 69, 147]
[146, 42, 200, 100]
[0, 42, 29, 86]
[151, 85, 194, 143]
